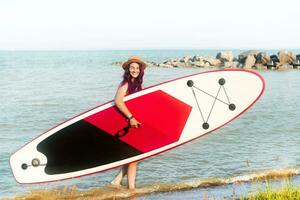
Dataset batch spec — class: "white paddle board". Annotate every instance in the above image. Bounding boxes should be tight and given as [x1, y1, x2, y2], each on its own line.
[10, 69, 265, 184]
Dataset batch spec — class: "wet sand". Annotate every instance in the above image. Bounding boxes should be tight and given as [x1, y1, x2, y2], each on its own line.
[7, 168, 300, 200]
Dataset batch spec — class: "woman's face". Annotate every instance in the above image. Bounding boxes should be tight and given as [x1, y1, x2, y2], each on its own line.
[129, 63, 140, 79]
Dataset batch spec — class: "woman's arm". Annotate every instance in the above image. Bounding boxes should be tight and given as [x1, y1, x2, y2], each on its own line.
[114, 83, 141, 128]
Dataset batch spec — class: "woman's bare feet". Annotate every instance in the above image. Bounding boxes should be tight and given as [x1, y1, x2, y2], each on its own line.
[110, 180, 121, 187]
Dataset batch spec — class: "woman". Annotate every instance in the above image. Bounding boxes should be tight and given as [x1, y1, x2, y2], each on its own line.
[110, 56, 147, 189]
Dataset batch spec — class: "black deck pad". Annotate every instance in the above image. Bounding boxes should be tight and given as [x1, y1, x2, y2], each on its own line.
[37, 120, 142, 175]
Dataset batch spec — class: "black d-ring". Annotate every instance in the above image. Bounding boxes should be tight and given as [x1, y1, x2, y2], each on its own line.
[229, 104, 236, 111]
[21, 163, 28, 170]
[187, 80, 194, 87]
[202, 122, 209, 130]
[218, 78, 225, 85]
[32, 158, 40, 167]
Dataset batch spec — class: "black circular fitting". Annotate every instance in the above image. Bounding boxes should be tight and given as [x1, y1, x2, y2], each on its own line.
[218, 78, 225, 85]
[32, 158, 40, 167]
[229, 104, 236, 111]
[187, 80, 194, 87]
[202, 122, 209, 130]
[21, 163, 28, 170]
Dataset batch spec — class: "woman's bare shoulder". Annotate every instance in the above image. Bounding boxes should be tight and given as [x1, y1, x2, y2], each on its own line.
[115, 82, 128, 99]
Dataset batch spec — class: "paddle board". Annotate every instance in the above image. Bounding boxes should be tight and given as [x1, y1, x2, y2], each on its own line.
[10, 69, 265, 184]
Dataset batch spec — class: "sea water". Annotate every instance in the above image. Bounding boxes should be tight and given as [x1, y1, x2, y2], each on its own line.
[0, 50, 300, 198]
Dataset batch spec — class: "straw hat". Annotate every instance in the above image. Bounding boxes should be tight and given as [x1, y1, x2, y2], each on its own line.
[122, 56, 147, 70]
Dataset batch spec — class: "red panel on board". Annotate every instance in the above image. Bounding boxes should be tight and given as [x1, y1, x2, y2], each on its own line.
[84, 90, 192, 153]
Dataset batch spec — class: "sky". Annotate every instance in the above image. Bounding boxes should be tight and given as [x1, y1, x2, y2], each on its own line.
[0, 0, 299, 50]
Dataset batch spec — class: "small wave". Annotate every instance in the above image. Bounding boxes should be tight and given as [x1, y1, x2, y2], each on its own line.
[12, 167, 300, 199]
[226, 168, 300, 183]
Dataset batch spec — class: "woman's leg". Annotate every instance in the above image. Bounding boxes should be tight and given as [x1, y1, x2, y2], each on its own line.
[127, 162, 138, 189]
[110, 166, 127, 186]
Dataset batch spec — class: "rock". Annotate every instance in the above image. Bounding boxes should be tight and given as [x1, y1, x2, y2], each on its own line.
[216, 51, 234, 62]
[204, 62, 210, 68]
[193, 56, 205, 63]
[293, 59, 300, 69]
[170, 58, 179, 63]
[238, 50, 259, 63]
[266, 60, 276, 70]
[179, 56, 191, 63]
[175, 61, 195, 68]
[203, 57, 222, 66]
[191, 56, 196, 62]
[179, 58, 185, 63]
[270, 55, 280, 63]
[243, 55, 256, 69]
[191, 56, 202, 62]
[269, 55, 280, 69]
[254, 64, 268, 70]
[237, 63, 244, 68]
[256, 52, 270, 65]
[149, 61, 159, 66]
[192, 61, 206, 68]
[112, 61, 124, 66]
[277, 63, 293, 70]
[158, 63, 174, 68]
[223, 61, 239, 68]
[170, 61, 181, 67]
[278, 50, 296, 65]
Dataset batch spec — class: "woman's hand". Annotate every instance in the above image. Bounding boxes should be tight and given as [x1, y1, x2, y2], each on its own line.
[129, 117, 141, 128]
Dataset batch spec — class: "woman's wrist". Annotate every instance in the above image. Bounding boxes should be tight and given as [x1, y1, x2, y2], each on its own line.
[127, 115, 134, 120]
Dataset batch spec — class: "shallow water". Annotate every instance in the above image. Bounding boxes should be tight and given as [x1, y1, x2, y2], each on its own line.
[140, 174, 300, 200]
[0, 50, 300, 198]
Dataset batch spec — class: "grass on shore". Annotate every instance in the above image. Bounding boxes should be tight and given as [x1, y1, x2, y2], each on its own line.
[230, 179, 300, 200]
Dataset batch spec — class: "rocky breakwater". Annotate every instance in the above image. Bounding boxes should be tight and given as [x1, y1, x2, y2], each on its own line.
[112, 50, 300, 70]
[237, 50, 300, 70]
